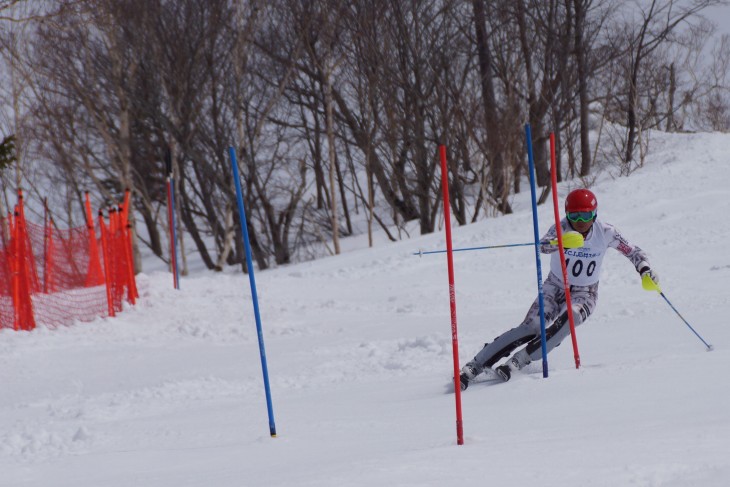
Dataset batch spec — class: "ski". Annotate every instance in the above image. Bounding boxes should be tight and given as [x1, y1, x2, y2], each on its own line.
[446, 367, 508, 393]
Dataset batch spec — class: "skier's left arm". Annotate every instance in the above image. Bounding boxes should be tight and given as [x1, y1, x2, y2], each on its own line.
[607, 224, 659, 284]
[538, 222, 584, 253]
[538, 224, 560, 254]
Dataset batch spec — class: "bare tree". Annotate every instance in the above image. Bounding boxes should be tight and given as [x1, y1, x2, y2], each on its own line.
[700, 34, 730, 130]
[6, 0, 730, 275]
[615, 0, 720, 168]
[513, 0, 573, 196]
[574, 0, 593, 175]
[472, 0, 512, 214]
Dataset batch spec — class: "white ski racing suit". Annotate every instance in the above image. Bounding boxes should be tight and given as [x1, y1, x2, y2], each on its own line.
[471, 218, 651, 370]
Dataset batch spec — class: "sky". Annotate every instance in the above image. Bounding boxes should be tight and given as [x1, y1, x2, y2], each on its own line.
[1, 128, 729, 486]
[706, 3, 730, 35]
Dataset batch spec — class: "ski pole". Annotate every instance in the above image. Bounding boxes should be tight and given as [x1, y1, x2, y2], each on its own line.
[660, 292, 713, 351]
[414, 234, 585, 256]
[642, 275, 713, 351]
[414, 242, 533, 256]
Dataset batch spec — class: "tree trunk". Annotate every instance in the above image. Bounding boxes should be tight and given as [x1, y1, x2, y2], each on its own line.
[324, 68, 340, 254]
[472, 0, 512, 214]
[312, 103, 328, 209]
[574, 0, 592, 176]
[335, 149, 352, 235]
[366, 135, 374, 248]
[170, 142, 188, 275]
[666, 62, 676, 132]
[214, 204, 235, 271]
[515, 0, 551, 189]
[625, 74, 638, 166]
[331, 86, 420, 224]
[139, 201, 163, 258]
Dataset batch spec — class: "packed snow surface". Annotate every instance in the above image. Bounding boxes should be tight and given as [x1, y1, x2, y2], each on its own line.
[2, 131, 729, 486]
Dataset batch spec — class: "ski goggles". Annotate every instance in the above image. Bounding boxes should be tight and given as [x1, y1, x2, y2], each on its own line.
[566, 210, 596, 222]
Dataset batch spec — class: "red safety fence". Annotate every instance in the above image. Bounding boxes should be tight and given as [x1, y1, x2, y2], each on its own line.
[0, 190, 138, 331]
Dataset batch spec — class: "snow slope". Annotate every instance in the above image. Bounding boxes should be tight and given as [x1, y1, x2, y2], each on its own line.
[2, 131, 729, 487]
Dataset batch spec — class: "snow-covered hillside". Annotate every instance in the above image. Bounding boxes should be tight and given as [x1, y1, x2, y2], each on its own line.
[2, 131, 729, 487]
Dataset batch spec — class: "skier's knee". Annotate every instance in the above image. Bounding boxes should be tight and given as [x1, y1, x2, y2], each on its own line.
[573, 303, 592, 324]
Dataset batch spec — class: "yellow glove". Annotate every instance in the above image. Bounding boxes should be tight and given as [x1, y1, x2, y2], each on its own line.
[638, 263, 661, 292]
[549, 231, 584, 249]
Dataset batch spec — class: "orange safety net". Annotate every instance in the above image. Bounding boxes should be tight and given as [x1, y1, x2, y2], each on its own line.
[0, 190, 137, 330]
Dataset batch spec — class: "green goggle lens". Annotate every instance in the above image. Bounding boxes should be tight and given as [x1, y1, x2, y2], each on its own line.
[566, 211, 595, 222]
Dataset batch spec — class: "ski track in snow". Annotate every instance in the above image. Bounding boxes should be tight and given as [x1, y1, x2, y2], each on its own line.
[1, 131, 730, 486]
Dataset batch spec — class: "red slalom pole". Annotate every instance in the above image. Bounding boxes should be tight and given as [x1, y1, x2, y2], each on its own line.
[549, 133, 581, 369]
[439, 145, 464, 446]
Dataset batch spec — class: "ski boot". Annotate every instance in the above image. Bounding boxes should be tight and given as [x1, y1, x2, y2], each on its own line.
[496, 350, 532, 382]
[495, 364, 511, 382]
[459, 362, 482, 391]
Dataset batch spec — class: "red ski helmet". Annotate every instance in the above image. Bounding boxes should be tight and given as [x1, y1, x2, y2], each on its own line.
[565, 188, 597, 213]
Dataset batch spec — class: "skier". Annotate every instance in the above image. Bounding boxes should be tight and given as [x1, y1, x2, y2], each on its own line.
[459, 188, 659, 390]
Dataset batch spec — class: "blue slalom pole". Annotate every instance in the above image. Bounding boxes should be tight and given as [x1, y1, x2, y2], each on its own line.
[413, 242, 534, 256]
[525, 124, 549, 378]
[228, 146, 277, 437]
